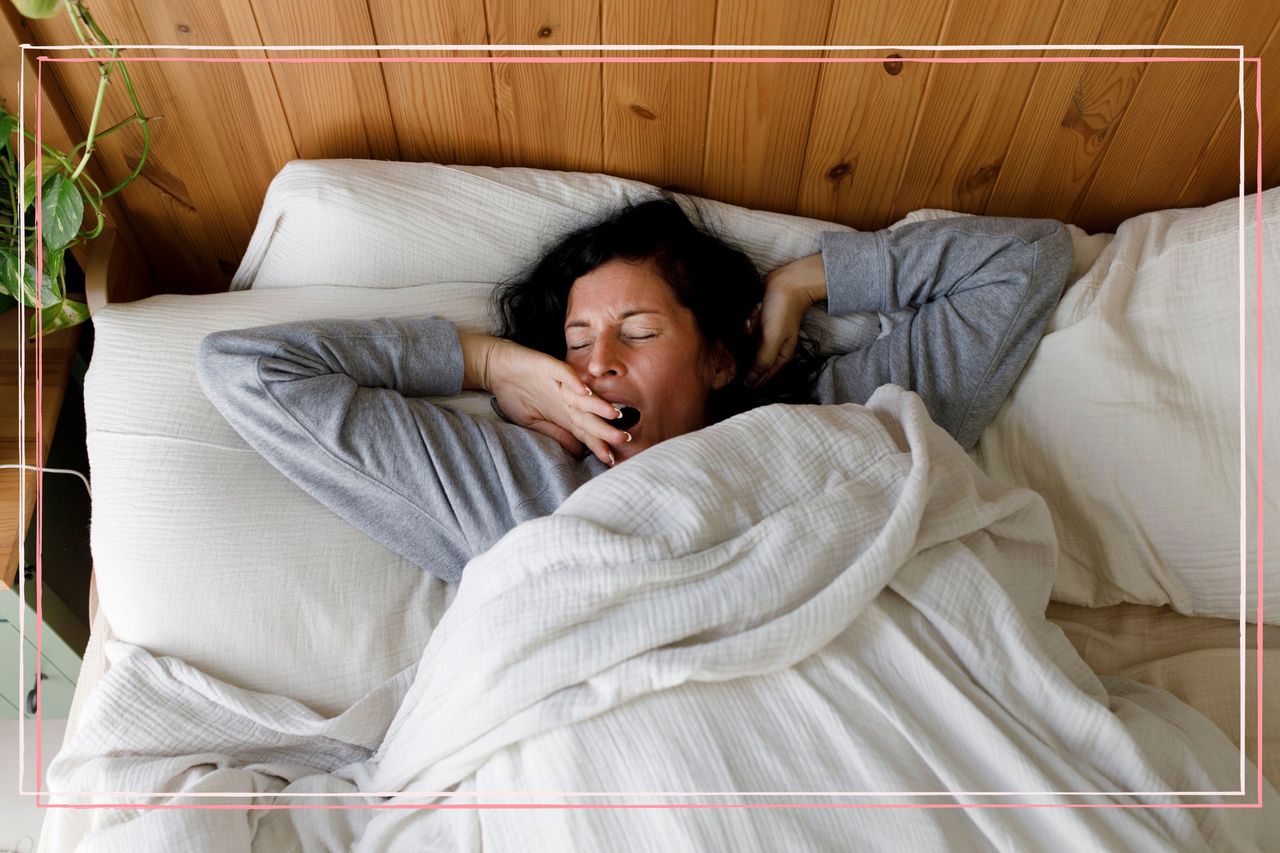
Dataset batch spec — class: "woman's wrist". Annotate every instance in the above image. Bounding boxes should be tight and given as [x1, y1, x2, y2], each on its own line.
[769, 253, 827, 307]
[459, 333, 500, 391]
[796, 254, 828, 305]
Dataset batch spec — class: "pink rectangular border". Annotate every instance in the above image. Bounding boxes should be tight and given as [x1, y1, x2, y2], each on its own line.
[18, 48, 1266, 811]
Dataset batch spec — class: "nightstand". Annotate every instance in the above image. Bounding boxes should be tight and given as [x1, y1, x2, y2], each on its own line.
[1, 305, 89, 718]
[0, 578, 84, 717]
[1, 305, 81, 589]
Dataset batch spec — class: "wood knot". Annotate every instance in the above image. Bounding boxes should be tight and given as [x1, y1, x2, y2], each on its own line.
[883, 54, 903, 76]
[629, 104, 657, 121]
[965, 159, 1002, 192]
[536, 26, 553, 39]
[175, 23, 191, 34]
[826, 162, 854, 181]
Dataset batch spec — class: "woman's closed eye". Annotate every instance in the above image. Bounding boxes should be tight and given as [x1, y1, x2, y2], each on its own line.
[569, 333, 657, 350]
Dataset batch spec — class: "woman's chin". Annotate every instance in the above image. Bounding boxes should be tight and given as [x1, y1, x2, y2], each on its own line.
[613, 439, 646, 463]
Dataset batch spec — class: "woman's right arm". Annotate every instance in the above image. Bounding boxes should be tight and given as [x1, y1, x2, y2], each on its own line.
[195, 316, 611, 583]
[751, 217, 1071, 451]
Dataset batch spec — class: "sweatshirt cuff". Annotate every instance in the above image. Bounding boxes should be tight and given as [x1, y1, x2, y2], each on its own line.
[390, 316, 465, 397]
[820, 230, 889, 316]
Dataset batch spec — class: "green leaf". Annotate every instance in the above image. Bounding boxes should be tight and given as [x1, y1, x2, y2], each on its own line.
[40, 173, 83, 249]
[0, 113, 13, 155]
[0, 249, 49, 308]
[22, 156, 59, 211]
[40, 253, 61, 304]
[26, 297, 89, 339]
[25, 298, 88, 338]
[12, 0, 62, 19]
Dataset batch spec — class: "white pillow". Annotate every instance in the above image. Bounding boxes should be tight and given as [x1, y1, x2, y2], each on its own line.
[86, 285, 491, 715]
[975, 190, 1278, 623]
[231, 160, 888, 353]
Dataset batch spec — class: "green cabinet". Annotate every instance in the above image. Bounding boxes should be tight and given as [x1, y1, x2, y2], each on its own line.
[0, 580, 85, 718]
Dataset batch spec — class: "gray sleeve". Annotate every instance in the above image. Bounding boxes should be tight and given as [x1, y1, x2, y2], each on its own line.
[810, 216, 1072, 451]
[195, 315, 598, 583]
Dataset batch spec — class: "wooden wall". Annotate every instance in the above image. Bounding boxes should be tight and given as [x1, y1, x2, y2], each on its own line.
[6, 0, 1278, 298]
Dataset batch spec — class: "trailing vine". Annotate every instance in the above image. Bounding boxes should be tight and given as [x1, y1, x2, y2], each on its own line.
[2, 0, 152, 338]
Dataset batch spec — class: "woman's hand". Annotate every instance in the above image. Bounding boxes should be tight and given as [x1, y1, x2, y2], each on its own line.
[461, 334, 631, 465]
[745, 253, 828, 387]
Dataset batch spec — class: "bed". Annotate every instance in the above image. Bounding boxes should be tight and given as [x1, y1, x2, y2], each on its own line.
[36, 161, 1278, 851]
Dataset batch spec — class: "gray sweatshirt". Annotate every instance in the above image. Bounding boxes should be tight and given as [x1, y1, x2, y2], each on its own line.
[197, 216, 1071, 583]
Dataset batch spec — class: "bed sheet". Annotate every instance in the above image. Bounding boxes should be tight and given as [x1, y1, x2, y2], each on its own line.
[1045, 601, 1276, 786]
[37, 580, 1276, 853]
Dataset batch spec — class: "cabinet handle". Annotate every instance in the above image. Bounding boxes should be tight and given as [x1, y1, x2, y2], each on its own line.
[25, 673, 48, 716]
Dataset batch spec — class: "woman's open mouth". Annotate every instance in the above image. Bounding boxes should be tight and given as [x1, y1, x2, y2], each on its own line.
[611, 405, 641, 430]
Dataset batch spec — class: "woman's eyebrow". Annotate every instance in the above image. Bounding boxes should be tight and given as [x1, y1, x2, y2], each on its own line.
[565, 309, 662, 330]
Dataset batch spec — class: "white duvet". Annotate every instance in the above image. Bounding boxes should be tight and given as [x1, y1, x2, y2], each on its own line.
[48, 387, 1273, 851]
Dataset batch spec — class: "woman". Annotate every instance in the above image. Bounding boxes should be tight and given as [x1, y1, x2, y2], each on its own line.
[197, 198, 1072, 583]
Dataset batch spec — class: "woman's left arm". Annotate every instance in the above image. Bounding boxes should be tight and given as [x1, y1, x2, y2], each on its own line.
[760, 216, 1072, 451]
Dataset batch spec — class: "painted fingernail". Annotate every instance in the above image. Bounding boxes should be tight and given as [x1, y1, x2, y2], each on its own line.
[583, 387, 593, 396]
[608, 451, 616, 466]
[623, 431, 632, 443]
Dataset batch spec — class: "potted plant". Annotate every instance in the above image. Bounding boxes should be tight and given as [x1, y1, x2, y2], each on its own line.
[2, 0, 151, 339]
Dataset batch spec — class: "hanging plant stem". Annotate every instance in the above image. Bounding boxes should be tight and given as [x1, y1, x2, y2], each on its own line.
[0, 0, 153, 337]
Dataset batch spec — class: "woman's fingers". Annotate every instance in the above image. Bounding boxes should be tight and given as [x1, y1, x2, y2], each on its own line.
[753, 333, 796, 388]
[555, 375, 621, 423]
[546, 376, 629, 464]
[747, 254, 826, 388]
[748, 307, 801, 386]
[567, 406, 631, 459]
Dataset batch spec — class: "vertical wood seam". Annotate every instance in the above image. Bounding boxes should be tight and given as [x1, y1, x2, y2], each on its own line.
[242, 0, 302, 161]
[598, 0, 606, 173]
[1172, 12, 1280, 203]
[481, 0, 505, 165]
[791, 0, 839, 215]
[362, 0, 405, 161]
[981, 0, 1069, 215]
[700, 0, 720, 190]
[886, 0, 955, 225]
[1066, 0, 1182, 224]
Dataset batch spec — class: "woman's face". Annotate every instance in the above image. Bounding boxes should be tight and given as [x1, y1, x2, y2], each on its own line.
[564, 257, 735, 462]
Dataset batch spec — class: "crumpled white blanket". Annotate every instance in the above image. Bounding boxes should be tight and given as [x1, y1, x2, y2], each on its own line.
[47, 387, 1275, 852]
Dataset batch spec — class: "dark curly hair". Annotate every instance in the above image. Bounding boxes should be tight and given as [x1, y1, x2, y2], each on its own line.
[492, 194, 824, 425]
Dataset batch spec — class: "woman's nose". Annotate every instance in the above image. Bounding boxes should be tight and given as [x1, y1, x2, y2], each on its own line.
[587, 337, 625, 377]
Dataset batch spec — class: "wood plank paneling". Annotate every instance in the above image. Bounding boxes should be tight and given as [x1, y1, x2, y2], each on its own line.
[795, 0, 950, 228]
[5, 0, 1276, 300]
[1071, 0, 1280, 231]
[599, 1, 716, 193]
[248, 1, 400, 160]
[486, 0, 603, 172]
[367, 0, 500, 165]
[28, 0, 298, 293]
[890, 0, 1066, 220]
[984, 0, 1177, 220]
[701, 0, 834, 214]
[1174, 14, 1280, 207]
